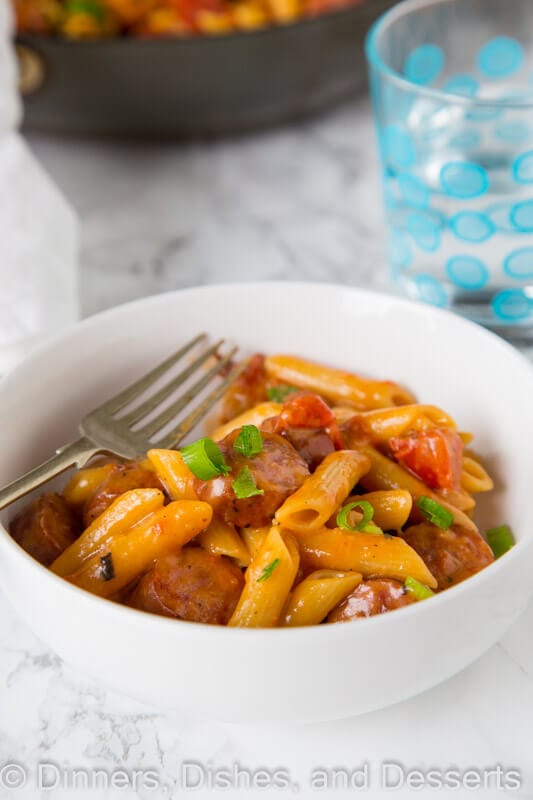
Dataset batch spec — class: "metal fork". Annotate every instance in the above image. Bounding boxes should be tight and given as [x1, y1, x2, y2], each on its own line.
[0, 334, 243, 510]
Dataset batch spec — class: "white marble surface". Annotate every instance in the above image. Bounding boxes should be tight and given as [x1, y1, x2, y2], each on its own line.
[27, 101, 389, 317]
[0, 99, 532, 800]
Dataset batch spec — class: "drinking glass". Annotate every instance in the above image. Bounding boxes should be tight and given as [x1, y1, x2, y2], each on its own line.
[366, 0, 533, 338]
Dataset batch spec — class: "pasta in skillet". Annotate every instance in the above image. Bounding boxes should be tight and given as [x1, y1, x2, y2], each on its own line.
[10, 350, 512, 627]
[14, 0, 370, 39]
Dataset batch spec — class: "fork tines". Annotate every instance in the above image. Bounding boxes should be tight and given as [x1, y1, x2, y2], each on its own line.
[99, 334, 244, 450]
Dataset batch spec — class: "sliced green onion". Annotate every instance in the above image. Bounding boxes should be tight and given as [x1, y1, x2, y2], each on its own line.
[65, 0, 105, 19]
[416, 496, 453, 530]
[232, 466, 264, 499]
[486, 524, 515, 559]
[405, 576, 434, 601]
[233, 424, 263, 458]
[363, 522, 384, 536]
[336, 500, 375, 532]
[180, 437, 230, 480]
[267, 385, 299, 403]
[100, 552, 115, 582]
[257, 558, 280, 582]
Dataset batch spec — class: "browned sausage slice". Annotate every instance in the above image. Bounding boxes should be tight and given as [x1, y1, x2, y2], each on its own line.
[401, 522, 494, 590]
[194, 429, 310, 527]
[278, 427, 336, 471]
[83, 462, 162, 527]
[219, 353, 268, 424]
[129, 547, 244, 625]
[10, 493, 80, 567]
[327, 578, 416, 622]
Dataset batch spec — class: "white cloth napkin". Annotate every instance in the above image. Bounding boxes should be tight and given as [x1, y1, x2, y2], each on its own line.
[0, 3, 79, 374]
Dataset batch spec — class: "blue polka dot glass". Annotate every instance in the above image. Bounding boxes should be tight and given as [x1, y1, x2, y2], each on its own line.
[366, 0, 533, 338]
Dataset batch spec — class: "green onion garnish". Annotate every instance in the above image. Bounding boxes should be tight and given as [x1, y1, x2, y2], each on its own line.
[336, 500, 377, 532]
[257, 558, 280, 582]
[180, 437, 231, 480]
[100, 552, 115, 582]
[66, 0, 105, 20]
[404, 576, 434, 601]
[232, 466, 265, 499]
[363, 522, 384, 535]
[233, 425, 263, 458]
[416, 496, 453, 530]
[267, 385, 299, 403]
[486, 524, 515, 559]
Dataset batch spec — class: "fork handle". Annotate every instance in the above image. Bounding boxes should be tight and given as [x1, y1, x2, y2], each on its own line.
[0, 436, 99, 511]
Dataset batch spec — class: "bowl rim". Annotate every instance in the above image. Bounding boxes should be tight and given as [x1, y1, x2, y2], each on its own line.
[365, 0, 533, 110]
[1, 280, 533, 640]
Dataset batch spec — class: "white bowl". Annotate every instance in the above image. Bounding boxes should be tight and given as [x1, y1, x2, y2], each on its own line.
[1, 282, 532, 723]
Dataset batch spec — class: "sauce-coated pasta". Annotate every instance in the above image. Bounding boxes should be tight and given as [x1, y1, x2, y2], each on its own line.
[11, 351, 508, 628]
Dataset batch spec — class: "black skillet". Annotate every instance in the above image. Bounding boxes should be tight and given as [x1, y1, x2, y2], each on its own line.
[16, 0, 396, 138]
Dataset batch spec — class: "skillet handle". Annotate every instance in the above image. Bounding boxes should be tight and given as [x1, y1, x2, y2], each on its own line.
[16, 44, 47, 96]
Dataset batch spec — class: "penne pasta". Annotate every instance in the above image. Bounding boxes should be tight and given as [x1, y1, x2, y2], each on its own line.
[264, 354, 415, 410]
[282, 569, 362, 627]
[11, 347, 502, 628]
[66, 500, 213, 599]
[51, 488, 165, 576]
[63, 463, 116, 506]
[240, 526, 270, 560]
[358, 445, 478, 532]
[346, 404, 457, 444]
[436, 487, 476, 512]
[461, 454, 494, 494]
[275, 450, 371, 534]
[19, 0, 362, 39]
[197, 519, 250, 566]
[300, 528, 437, 588]
[138, 458, 156, 472]
[147, 449, 198, 500]
[228, 526, 300, 627]
[332, 406, 358, 425]
[330, 489, 413, 531]
[210, 402, 282, 442]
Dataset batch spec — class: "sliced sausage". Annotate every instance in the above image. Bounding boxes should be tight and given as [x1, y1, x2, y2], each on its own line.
[261, 417, 337, 470]
[83, 462, 162, 527]
[327, 578, 416, 622]
[261, 392, 343, 470]
[280, 427, 337, 471]
[129, 547, 244, 625]
[219, 353, 268, 424]
[194, 429, 310, 527]
[10, 493, 80, 567]
[401, 522, 494, 590]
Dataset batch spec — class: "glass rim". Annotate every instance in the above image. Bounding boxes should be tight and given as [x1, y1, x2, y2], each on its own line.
[365, 0, 533, 110]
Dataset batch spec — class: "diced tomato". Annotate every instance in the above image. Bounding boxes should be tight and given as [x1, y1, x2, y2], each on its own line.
[277, 392, 344, 450]
[389, 428, 463, 490]
[279, 392, 334, 428]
